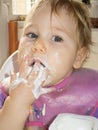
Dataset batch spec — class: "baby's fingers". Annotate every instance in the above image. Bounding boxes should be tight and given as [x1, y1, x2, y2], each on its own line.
[10, 72, 18, 84]
[19, 61, 29, 79]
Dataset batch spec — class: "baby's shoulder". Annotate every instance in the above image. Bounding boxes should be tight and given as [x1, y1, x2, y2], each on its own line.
[72, 68, 98, 84]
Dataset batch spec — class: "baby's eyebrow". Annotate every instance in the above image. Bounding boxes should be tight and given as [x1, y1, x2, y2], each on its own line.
[51, 26, 65, 32]
[51, 24, 71, 34]
[51, 26, 71, 39]
[24, 23, 38, 30]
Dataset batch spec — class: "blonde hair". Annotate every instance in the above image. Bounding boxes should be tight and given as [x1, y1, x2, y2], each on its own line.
[25, 0, 92, 52]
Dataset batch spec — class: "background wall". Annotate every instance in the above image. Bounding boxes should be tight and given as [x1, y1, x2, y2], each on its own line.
[83, 29, 98, 69]
[0, 0, 18, 67]
[0, 0, 9, 67]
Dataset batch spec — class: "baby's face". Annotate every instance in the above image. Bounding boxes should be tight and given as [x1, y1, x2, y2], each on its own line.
[18, 3, 80, 87]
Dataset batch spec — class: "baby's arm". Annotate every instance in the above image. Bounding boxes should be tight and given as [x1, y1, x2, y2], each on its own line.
[0, 81, 35, 130]
[0, 64, 53, 130]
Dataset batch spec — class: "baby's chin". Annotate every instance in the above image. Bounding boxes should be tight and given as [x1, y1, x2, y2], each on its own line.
[42, 76, 60, 88]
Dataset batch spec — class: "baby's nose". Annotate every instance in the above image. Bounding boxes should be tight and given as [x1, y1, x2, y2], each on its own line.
[31, 39, 46, 53]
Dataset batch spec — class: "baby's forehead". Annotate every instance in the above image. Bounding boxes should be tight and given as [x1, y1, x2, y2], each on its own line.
[26, 2, 76, 25]
[24, 2, 77, 37]
[25, 9, 76, 31]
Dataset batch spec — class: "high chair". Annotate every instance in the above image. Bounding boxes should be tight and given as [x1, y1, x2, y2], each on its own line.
[0, 50, 19, 82]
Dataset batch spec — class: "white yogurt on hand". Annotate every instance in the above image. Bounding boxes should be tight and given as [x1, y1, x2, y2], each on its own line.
[10, 62, 49, 99]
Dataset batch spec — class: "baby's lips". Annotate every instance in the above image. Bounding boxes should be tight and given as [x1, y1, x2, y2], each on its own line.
[33, 62, 48, 74]
[29, 58, 46, 68]
[25, 62, 42, 76]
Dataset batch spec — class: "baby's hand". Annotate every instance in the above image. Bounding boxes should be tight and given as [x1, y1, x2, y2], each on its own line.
[3, 61, 54, 130]
[10, 62, 54, 102]
[9, 73, 35, 106]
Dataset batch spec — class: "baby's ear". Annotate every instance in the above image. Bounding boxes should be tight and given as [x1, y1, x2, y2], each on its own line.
[73, 47, 88, 69]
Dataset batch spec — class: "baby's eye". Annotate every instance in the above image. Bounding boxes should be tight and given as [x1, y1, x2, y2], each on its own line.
[26, 32, 38, 39]
[52, 35, 63, 42]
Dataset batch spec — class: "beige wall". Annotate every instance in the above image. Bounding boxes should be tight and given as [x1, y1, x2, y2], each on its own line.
[12, 0, 26, 15]
[83, 29, 98, 70]
[0, 0, 9, 68]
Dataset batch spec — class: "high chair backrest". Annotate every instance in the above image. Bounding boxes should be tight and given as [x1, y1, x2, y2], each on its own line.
[0, 50, 19, 82]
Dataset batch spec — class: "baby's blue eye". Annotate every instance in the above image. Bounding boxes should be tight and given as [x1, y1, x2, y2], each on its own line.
[52, 36, 63, 42]
[26, 32, 38, 39]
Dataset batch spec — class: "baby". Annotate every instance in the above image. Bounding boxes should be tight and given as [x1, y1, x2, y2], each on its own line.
[0, 0, 98, 130]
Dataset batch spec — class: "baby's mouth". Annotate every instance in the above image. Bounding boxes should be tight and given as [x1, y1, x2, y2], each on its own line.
[30, 60, 46, 68]
[27, 59, 47, 75]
